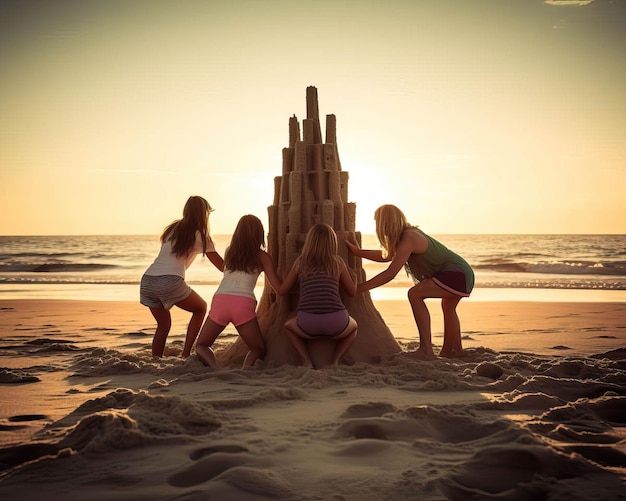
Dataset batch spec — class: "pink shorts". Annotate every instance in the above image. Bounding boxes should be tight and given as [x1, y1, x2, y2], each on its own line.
[208, 294, 257, 327]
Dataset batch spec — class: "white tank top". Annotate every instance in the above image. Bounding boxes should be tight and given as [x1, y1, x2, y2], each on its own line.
[144, 232, 216, 278]
[215, 269, 261, 300]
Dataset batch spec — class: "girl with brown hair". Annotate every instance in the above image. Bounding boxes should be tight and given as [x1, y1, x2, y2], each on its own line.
[196, 214, 281, 368]
[140, 196, 224, 358]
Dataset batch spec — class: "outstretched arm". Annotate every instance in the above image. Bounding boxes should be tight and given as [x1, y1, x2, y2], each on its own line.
[206, 251, 224, 272]
[339, 262, 357, 297]
[357, 256, 404, 293]
[356, 231, 422, 293]
[276, 263, 298, 296]
[259, 251, 282, 291]
[345, 239, 388, 263]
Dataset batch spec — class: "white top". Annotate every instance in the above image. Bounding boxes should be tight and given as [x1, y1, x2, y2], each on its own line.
[144, 231, 216, 278]
[214, 269, 261, 300]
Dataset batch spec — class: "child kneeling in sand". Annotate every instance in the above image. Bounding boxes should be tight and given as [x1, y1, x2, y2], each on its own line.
[279, 223, 358, 368]
[195, 215, 282, 368]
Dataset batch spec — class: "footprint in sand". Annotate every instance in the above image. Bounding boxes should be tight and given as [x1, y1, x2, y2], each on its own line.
[0, 414, 48, 432]
[0, 443, 60, 471]
[168, 444, 253, 487]
[340, 402, 397, 418]
[189, 444, 249, 460]
[8, 414, 48, 422]
[168, 444, 293, 498]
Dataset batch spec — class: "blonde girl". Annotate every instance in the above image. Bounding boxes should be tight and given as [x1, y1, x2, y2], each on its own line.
[196, 215, 281, 368]
[346, 204, 474, 359]
[279, 223, 357, 368]
[140, 196, 224, 358]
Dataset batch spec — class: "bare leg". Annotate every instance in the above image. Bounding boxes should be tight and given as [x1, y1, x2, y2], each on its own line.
[195, 316, 225, 368]
[330, 317, 358, 366]
[439, 296, 464, 358]
[284, 318, 314, 368]
[176, 290, 207, 358]
[408, 279, 466, 359]
[150, 307, 171, 357]
[235, 317, 266, 368]
[407, 285, 436, 360]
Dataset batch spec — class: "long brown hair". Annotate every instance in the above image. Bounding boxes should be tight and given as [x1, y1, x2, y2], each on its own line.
[224, 215, 265, 273]
[161, 196, 212, 257]
[374, 204, 416, 259]
[296, 223, 343, 277]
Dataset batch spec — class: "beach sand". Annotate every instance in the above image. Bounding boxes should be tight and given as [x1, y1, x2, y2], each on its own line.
[0, 298, 625, 500]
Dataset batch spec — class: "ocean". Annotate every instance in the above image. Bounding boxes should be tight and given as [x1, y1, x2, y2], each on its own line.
[1, 234, 626, 302]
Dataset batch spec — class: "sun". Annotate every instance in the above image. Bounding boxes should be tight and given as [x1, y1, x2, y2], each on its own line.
[345, 159, 391, 235]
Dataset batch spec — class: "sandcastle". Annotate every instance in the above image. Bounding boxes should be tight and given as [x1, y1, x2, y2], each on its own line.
[220, 86, 402, 367]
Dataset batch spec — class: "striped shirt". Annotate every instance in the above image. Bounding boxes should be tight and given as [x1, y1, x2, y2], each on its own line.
[298, 272, 345, 314]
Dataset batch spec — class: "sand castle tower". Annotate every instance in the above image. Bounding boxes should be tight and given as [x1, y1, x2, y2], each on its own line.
[220, 86, 401, 367]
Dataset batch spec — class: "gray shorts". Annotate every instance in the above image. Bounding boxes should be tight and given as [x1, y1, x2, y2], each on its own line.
[140, 274, 192, 310]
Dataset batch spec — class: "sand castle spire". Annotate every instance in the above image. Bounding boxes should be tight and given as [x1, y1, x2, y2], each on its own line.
[221, 87, 401, 367]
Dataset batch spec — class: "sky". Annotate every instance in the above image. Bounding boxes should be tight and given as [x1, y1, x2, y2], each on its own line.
[1, 0, 624, 236]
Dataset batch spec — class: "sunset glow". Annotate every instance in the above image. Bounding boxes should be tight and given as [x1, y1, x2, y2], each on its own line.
[1, 0, 624, 236]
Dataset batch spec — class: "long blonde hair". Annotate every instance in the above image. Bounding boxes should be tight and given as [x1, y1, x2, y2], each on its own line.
[296, 223, 343, 277]
[374, 204, 416, 259]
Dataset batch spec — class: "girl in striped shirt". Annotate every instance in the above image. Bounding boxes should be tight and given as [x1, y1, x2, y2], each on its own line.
[279, 223, 357, 368]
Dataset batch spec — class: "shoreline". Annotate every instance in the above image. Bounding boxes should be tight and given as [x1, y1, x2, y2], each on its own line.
[1, 297, 624, 359]
[1, 283, 626, 303]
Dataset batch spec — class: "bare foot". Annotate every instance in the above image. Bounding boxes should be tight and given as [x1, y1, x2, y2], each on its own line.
[196, 354, 218, 369]
[300, 359, 314, 369]
[439, 348, 466, 359]
[408, 347, 437, 361]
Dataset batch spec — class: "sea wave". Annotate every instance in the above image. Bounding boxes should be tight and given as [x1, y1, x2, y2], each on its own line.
[0, 277, 224, 286]
[474, 259, 626, 276]
[2, 234, 626, 292]
[0, 263, 119, 273]
[477, 279, 626, 290]
[1, 277, 625, 290]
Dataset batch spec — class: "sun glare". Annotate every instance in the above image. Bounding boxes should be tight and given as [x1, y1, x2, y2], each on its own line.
[346, 159, 391, 235]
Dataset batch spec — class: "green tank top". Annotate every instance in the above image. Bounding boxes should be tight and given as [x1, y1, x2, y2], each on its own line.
[404, 229, 474, 290]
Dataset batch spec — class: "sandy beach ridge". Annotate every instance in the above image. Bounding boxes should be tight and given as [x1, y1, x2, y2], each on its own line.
[0, 298, 624, 500]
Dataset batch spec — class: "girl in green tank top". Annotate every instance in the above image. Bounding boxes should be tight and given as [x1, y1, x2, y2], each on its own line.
[346, 205, 474, 359]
